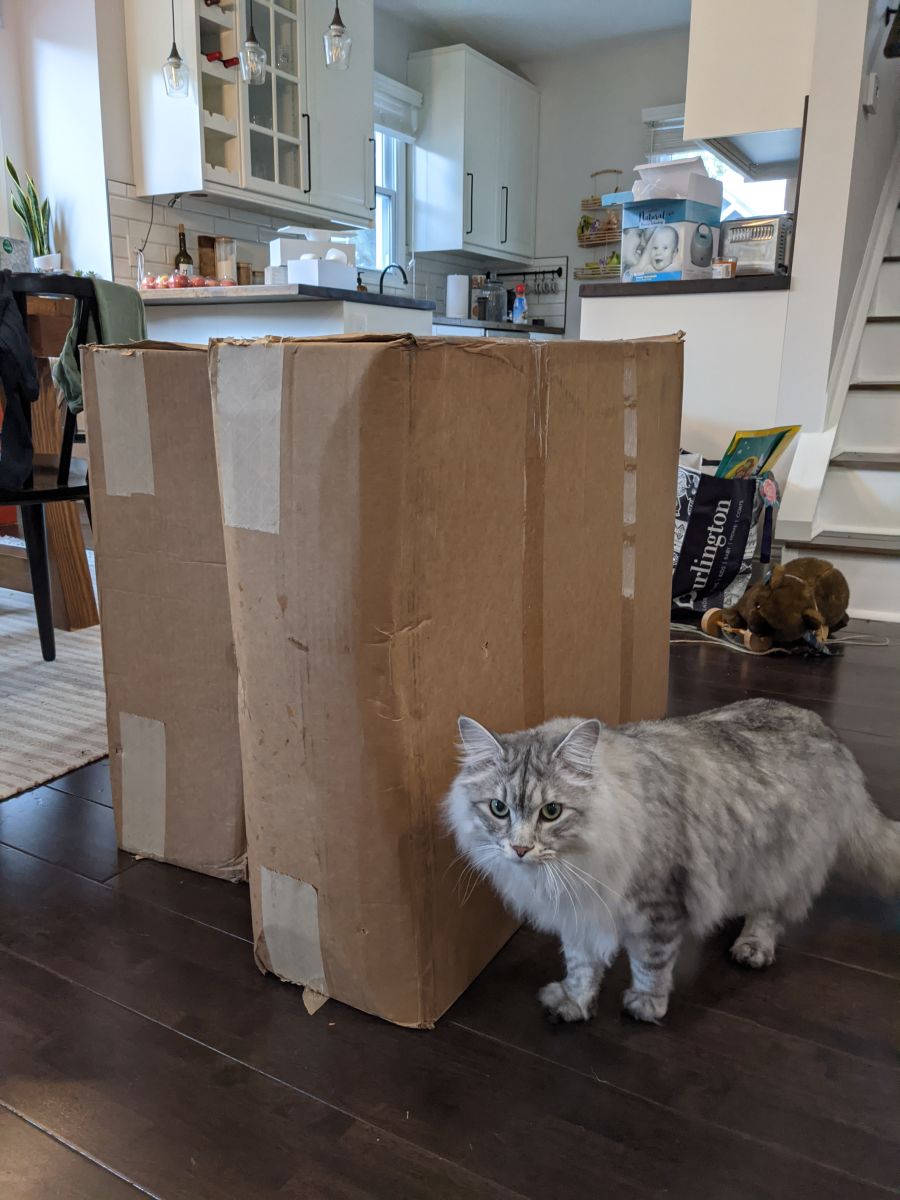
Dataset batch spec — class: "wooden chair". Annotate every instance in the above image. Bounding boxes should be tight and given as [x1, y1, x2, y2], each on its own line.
[0, 274, 96, 662]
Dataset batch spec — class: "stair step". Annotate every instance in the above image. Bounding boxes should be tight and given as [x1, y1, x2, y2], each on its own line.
[830, 451, 900, 470]
[782, 532, 900, 556]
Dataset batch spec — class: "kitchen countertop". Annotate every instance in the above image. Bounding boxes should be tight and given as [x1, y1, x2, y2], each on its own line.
[578, 275, 791, 298]
[432, 315, 565, 335]
[141, 283, 436, 310]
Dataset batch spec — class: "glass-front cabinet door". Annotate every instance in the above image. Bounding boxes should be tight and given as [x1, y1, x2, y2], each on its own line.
[240, 0, 307, 201]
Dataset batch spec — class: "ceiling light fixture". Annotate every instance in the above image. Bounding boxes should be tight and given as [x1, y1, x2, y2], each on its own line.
[240, 0, 268, 85]
[323, 4, 352, 69]
[162, 0, 189, 97]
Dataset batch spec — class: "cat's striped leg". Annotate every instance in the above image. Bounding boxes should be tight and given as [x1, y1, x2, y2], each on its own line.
[539, 938, 613, 1023]
[621, 923, 683, 1024]
[731, 910, 781, 968]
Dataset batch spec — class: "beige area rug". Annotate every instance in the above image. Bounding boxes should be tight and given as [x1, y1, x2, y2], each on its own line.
[0, 585, 108, 800]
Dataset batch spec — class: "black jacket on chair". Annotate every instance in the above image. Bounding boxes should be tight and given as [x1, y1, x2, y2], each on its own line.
[0, 269, 40, 491]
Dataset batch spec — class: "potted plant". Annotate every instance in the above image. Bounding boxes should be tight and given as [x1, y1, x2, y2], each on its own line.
[5, 157, 58, 271]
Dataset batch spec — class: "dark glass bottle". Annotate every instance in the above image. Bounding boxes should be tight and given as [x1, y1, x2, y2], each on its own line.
[174, 224, 194, 277]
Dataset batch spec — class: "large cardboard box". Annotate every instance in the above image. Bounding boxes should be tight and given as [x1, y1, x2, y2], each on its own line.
[82, 343, 245, 881]
[209, 334, 683, 1026]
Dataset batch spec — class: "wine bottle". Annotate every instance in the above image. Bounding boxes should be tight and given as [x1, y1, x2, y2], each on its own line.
[174, 224, 194, 277]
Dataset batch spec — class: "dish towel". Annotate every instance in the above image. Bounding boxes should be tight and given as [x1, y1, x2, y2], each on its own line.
[53, 278, 147, 413]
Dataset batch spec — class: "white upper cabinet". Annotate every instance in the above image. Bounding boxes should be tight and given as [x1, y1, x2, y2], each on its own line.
[409, 46, 539, 261]
[124, 0, 373, 227]
[303, 0, 374, 220]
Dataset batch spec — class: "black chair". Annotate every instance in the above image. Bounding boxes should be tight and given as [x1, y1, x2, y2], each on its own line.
[0, 273, 97, 662]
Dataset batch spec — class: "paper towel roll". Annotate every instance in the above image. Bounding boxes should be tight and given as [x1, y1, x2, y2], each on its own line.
[446, 274, 470, 319]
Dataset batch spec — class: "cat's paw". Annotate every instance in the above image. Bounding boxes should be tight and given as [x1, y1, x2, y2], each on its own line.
[622, 988, 668, 1024]
[538, 980, 593, 1024]
[730, 936, 776, 969]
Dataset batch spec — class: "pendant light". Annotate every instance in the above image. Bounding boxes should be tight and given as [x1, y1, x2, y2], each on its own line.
[162, 0, 189, 97]
[240, 0, 268, 85]
[323, 4, 352, 69]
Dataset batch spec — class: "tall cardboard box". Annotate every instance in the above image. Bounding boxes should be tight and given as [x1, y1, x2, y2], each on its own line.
[82, 344, 245, 881]
[209, 334, 682, 1025]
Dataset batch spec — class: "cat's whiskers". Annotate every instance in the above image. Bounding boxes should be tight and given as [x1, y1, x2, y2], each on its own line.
[550, 860, 580, 932]
[560, 858, 626, 904]
[455, 845, 499, 905]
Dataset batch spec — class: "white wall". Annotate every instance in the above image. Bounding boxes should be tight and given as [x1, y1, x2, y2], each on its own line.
[580, 291, 790, 458]
[0, 0, 27, 237]
[520, 27, 691, 339]
[373, 8, 442, 82]
[12, 0, 112, 275]
[831, 0, 900, 357]
[684, 0, 816, 140]
[95, 0, 134, 186]
[776, 0, 885, 433]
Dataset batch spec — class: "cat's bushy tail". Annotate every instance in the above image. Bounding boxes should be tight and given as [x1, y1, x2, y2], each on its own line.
[840, 801, 900, 896]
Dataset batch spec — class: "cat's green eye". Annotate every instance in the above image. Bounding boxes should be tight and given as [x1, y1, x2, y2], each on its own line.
[540, 802, 563, 821]
[489, 798, 510, 819]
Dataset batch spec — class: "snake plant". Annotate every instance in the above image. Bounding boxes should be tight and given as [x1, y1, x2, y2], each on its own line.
[5, 157, 51, 257]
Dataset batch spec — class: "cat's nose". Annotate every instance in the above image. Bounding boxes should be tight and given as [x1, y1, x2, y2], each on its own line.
[511, 844, 533, 858]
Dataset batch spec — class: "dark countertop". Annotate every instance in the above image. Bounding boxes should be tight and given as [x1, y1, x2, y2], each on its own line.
[578, 274, 791, 299]
[432, 315, 565, 335]
[142, 283, 436, 311]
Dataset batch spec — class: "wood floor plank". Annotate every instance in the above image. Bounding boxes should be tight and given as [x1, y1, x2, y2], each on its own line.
[0, 787, 130, 882]
[108, 860, 252, 941]
[0, 1107, 147, 1199]
[785, 886, 900, 979]
[450, 928, 900, 1192]
[0, 845, 889, 1200]
[0, 948, 523, 1200]
[47, 759, 112, 807]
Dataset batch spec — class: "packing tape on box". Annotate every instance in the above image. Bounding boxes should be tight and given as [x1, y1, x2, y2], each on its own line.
[213, 343, 284, 534]
[260, 866, 327, 992]
[119, 713, 166, 857]
[93, 352, 156, 497]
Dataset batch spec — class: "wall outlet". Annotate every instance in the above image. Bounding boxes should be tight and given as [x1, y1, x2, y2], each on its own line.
[863, 72, 879, 115]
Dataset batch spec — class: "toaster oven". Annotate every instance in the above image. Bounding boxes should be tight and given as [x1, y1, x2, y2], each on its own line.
[719, 214, 794, 275]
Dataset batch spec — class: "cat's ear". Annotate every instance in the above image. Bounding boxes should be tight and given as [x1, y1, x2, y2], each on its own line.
[768, 564, 786, 589]
[457, 716, 502, 767]
[553, 720, 602, 778]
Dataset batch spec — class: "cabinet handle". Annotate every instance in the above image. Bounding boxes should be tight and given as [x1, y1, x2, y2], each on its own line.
[501, 185, 509, 245]
[302, 113, 311, 194]
[465, 172, 474, 235]
[369, 136, 376, 211]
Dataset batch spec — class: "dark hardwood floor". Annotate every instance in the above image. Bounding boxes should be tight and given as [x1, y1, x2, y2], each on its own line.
[1, 621, 897, 1199]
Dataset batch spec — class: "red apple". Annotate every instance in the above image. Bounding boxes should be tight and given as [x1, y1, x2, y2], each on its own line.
[219, 277, 237, 287]
[190, 275, 209, 288]
[171, 273, 191, 288]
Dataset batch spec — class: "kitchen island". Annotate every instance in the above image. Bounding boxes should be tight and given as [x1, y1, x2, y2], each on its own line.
[142, 283, 436, 342]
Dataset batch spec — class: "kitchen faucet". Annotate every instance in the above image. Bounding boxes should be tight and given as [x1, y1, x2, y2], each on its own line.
[378, 263, 408, 293]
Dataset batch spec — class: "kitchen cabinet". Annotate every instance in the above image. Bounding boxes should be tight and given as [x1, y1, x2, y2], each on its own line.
[409, 46, 539, 262]
[124, 0, 373, 227]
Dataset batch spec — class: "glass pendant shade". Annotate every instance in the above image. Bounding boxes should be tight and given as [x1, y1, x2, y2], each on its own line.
[162, 43, 190, 97]
[240, 27, 267, 83]
[324, 5, 351, 68]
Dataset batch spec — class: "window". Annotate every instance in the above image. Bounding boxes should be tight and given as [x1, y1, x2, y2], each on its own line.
[356, 131, 404, 270]
[642, 105, 789, 220]
[355, 73, 422, 273]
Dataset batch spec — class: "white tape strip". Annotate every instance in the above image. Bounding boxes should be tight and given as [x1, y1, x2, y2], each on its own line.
[213, 343, 284, 534]
[260, 866, 327, 991]
[119, 713, 166, 857]
[93, 352, 155, 497]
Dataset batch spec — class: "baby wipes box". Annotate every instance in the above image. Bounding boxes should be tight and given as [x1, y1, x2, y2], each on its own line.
[621, 161, 722, 282]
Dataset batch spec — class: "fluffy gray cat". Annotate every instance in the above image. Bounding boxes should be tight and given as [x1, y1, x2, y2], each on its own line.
[445, 699, 899, 1024]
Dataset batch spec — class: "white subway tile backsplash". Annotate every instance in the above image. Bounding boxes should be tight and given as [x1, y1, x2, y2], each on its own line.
[213, 216, 265, 241]
[110, 216, 130, 238]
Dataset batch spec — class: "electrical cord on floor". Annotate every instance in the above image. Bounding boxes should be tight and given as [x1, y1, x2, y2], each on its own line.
[669, 621, 890, 657]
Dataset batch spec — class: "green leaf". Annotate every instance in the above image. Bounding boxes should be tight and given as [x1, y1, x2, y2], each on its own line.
[5, 157, 21, 188]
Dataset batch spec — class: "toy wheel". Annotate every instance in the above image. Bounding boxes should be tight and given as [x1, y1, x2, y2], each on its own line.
[701, 608, 725, 637]
[741, 630, 773, 653]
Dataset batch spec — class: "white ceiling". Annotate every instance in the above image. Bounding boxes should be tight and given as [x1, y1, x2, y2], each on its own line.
[374, 0, 692, 64]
